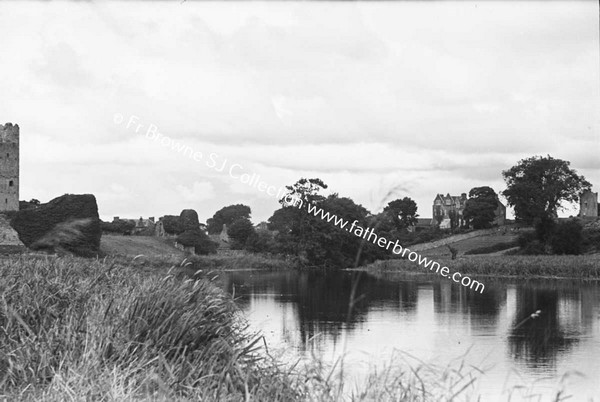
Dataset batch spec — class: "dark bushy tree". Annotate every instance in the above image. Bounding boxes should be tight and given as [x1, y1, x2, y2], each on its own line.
[268, 178, 376, 267]
[176, 229, 217, 255]
[245, 230, 276, 253]
[206, 204, 251, 234]
[551, 220, 583, 255]
[162, 215, 184, 235]
[11, 194, 101, 257]
[383, 197, 418, 230]
[101, 219, 135, 235]
[180, 209, 200, 231]
[463, 186, 498, 229]
[534, 216, 556, 244]
[227, 218, 255, 250]
[502, 155, 591, 224]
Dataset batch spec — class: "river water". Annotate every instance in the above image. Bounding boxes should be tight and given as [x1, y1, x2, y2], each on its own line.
[214, 270, 600, 401]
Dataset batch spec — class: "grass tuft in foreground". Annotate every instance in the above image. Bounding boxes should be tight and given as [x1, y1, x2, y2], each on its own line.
[0, 255, 300, 401]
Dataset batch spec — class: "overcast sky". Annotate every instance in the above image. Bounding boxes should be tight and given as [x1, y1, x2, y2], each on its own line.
[1, 1, 598, 223]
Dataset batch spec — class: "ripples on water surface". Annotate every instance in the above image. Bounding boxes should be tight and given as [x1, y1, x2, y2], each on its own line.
[215, 270, 600, 401]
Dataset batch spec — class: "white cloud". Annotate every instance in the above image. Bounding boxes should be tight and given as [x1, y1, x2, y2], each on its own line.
[176, 181, 215, 203]
[1, 1, 598, 222]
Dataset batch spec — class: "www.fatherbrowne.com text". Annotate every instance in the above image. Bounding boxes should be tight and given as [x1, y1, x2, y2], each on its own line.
[284, 197, 486, 294]
[119, 113, 485, 294]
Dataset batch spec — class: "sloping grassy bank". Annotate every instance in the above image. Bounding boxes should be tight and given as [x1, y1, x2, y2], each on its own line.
[364, 254, 600, 279]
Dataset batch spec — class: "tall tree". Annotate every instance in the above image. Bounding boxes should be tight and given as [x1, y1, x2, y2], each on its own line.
[268, 179, 375, 267]
[463, 186, 499, 229]
[227, 218, 255, 249]
[206, 204, 251, 234]
[281, 177, 328, 206]
[502, 155, 591, 224]
[383, 197, 418, 230]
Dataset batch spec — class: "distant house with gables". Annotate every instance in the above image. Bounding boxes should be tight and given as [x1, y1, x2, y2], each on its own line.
[432, 193, 468, 229]
[432, 192, 506, 229]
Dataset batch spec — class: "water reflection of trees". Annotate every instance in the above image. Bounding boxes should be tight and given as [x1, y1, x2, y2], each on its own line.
[217, 271, 598, 364]
[218, 271, 420, 349]
[433, 280, 504, 320]
[508, 285, 582, 369]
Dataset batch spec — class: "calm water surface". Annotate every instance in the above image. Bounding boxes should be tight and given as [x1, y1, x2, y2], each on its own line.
[214, 270, 600, 401]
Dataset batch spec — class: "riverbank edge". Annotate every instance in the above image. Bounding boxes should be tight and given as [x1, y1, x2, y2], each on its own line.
[359, 254, 600, 280]
[0, 253, 506, 401]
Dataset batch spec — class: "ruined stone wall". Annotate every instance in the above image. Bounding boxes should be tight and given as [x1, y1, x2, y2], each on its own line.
[0, 123, 19, 212]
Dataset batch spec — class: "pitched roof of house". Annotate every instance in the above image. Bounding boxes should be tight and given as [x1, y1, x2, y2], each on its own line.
[434, 193, 465, 206]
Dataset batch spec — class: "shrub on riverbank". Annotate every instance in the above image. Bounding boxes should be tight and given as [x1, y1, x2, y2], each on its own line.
[515, 218, 599, 256]
[364, 254, 600, 279]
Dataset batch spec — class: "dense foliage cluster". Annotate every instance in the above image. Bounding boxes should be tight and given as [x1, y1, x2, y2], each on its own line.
[207, 204, 251, 234]
[11, 194, 101, 257]
[463, 187, 499, 229]
[101, 219, 136, 235]
[517, 218, 591, 255]
[174, 209, 217, 255]
[176, 228, 218, 255]
[162, 215, 184, 235]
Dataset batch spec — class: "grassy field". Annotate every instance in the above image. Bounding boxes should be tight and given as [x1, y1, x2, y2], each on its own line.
[364, 254, 600, 279]
[101, 234, 298, 272]
[419, 232, 521, 257]
[100, 234, 185, 258]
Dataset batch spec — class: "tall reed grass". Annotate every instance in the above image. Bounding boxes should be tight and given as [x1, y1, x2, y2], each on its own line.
[0, 255, 300, 401]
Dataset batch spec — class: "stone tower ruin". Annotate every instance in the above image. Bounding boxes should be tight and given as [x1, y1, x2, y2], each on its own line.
[579, 190, 598, 219]
[0, 123, 19, 212]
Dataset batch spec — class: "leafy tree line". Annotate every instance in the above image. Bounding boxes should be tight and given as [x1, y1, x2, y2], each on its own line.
[101, 155, 591, 262]
[212, 178, 440, 267]
[222, 155, 593, 261]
